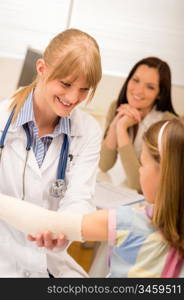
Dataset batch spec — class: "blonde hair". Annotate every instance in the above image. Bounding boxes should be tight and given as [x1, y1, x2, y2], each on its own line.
[143, 118, 184, 256]
[10, 28, 102, 121]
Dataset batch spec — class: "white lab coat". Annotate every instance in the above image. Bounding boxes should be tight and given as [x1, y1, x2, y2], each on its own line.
[0, 99, 102, 277]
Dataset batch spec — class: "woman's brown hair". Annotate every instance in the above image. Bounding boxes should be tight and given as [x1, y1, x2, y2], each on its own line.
[116, 56, 177, 116]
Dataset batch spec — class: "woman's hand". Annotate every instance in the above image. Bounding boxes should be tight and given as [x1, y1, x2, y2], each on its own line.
[116, 104, 142, 129]
[104, 104, 142, 150]
[115, 104, 142, 147]
[27, 231, 68, 250]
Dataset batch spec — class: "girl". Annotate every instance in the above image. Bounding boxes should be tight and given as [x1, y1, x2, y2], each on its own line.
[99, 57, 177, 192]
[0, 28, 102, 277]
[0, 118, 184, 277]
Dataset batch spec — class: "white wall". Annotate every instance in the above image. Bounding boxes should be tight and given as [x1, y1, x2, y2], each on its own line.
[0, 0, 70, 58]
[0, 57, 23, 100]
[0, 0, 183, 86]
[70, 0, 184, 86]
[0, 0, 183, 128]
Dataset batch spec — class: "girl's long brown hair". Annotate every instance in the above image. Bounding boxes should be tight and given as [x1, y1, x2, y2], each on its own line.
[143, 118, 184, 256]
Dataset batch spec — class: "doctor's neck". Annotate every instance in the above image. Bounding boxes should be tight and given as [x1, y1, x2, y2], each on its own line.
[32, 87, 59, 137]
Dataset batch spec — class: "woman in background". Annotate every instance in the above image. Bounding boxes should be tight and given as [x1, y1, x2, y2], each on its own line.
[99, 57, 177, 192]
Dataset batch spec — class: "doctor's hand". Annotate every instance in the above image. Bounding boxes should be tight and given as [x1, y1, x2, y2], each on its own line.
[27, 231, 68, 250]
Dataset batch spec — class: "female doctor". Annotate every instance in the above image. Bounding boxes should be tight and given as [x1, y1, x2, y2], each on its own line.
[0, 28, 102, 277]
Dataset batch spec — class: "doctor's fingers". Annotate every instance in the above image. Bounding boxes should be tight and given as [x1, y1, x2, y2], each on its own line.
[27, 234, 36, 241]
[27, 232, 52, 248]
[41, 231, 57, 249]
[40, 232, 66, 249]
[55, 233, 68, 248]
[34, 232, 45, 247]
[27, 233, 43, 245]
[28, 231, 51, 248]
[27, 232, 67, 249]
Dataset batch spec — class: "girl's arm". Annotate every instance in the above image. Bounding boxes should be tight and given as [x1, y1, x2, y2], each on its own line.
[82, 209, 108, 241]
[0, 193, 108, 242]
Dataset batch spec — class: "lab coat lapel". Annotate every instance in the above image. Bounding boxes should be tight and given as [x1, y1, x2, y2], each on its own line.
[70, 107, 84, 137]
[2, 106, 84, 177]
[10, 133, 61, 177]
[40, 135, 61, 173]
[9, 127, 42, 177]
[7, 125, 62, 176]
[41, 108, 85, 173]
[0, 108, 40, 177]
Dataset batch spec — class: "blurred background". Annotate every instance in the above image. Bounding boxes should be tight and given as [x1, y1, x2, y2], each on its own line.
[0, 0, 183, 128]
[0, 0, 183, 274]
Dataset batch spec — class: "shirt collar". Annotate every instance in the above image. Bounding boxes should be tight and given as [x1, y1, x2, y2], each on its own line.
[14, 90, 34, 127]
[13, 89, 71, 136]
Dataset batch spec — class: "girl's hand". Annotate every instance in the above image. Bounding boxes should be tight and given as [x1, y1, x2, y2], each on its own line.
[27, 232, 67, 250]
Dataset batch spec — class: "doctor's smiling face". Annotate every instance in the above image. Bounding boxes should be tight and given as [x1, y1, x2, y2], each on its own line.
[32, 29, 101, 123]
[35, 59, 90, 118]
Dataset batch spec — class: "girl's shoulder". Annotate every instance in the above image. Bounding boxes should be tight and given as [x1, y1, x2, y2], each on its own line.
[116, 203, 155, 235]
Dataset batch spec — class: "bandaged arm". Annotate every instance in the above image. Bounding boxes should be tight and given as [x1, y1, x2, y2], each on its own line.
[0, 193, 83, 241]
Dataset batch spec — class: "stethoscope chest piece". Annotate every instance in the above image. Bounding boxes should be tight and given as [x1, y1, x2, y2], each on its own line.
[49, 179, 66, 198]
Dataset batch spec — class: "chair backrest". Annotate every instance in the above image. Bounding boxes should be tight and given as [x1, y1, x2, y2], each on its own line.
[17, 47, 42, 88]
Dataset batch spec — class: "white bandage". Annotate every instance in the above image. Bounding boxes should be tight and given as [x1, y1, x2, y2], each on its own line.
[0, 193, 83, 241]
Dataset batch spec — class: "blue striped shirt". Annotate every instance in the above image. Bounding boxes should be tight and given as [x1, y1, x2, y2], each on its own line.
[13, 90, 70, 167]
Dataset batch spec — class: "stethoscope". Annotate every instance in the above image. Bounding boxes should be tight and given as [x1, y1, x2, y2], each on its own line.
[0, 107, 70, 200]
